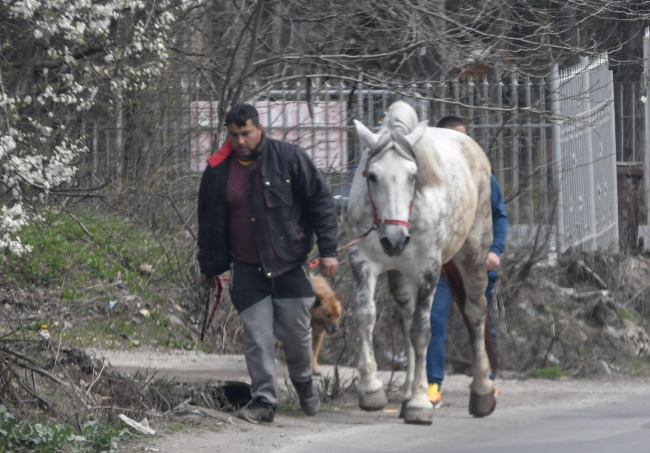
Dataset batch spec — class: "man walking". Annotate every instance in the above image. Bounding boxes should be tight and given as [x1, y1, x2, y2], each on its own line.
[197, 104, 339, 423]
[426, 116, 508, 407]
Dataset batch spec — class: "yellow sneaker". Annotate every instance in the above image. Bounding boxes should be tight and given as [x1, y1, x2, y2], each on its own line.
[428, 383, 442, 408]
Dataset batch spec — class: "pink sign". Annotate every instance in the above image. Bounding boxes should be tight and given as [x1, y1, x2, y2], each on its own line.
[189, 101, 348, 172]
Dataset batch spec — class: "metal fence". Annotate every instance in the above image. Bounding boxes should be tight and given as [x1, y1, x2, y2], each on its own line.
[179, 76, 556, 231]
[551, 56, 619, 253]
[80, 55, 635, 252]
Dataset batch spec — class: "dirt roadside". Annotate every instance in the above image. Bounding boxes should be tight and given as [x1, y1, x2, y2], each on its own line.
[89, 350, 650, 453]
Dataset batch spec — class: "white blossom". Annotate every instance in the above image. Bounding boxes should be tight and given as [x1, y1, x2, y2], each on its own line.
[1, 0, 194, 255]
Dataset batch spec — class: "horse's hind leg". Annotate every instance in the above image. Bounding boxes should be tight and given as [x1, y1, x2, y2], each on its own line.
[455, 252, 497, 417]
[387, 270, 415, 417]
[350, 250, 387, 411]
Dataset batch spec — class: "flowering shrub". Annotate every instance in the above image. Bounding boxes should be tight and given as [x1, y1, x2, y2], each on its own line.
[0, 0, 197, 255]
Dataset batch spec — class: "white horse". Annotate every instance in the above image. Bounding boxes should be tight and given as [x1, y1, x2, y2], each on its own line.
[348, 101, 497, 424]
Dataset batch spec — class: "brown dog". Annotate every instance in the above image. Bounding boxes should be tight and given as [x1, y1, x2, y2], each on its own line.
[310, 275, 343, 375]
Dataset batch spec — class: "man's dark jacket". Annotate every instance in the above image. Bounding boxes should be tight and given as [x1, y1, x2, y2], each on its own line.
[197, 135, 338, 279]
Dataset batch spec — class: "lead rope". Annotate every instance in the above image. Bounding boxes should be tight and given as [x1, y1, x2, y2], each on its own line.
[199, 226, 376, 340]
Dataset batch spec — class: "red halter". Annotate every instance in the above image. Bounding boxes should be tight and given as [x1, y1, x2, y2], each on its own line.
[362, 145, 415, 229]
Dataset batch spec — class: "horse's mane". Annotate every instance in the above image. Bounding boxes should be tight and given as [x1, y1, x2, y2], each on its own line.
[381, 100, 419, 134]
[375, 102, 442, 188]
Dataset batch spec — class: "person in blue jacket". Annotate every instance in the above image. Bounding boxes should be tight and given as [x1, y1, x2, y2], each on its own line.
[427, 116, 508, 407]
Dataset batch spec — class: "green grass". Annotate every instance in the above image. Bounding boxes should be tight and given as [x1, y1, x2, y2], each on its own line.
[530, 364, 567, 380]
[0, 209, 189, 294]
[626, 358, 650, 376]
[56, 305, 205, 352]
[618, 308, 636, 322]
[0, 405, 134, 453]
[0, 209, 204, 352]
[167, 422, 188, 433]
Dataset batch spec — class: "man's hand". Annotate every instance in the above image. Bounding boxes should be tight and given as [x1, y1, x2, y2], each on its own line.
[486, 252, 501, 272]
[319, 257, 338, 277]
[199, 273, 217, 288]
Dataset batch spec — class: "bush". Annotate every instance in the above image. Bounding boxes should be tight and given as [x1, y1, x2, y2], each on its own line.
[0, 405, 131, 453]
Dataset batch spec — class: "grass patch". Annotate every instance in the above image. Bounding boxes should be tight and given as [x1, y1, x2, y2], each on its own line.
[0, 405, 133, 452]
[530, 364, 567, 380]
[626, 358, 650, 376]
[57, 306, 201, 351]
[167, 422, 188, 433]
[0, 209, 190, 293]
[618, 308, 636, 322]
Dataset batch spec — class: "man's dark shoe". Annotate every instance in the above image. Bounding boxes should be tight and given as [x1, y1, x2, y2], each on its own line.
[292, 378, 320, 416]
[237, 398, 276, 423]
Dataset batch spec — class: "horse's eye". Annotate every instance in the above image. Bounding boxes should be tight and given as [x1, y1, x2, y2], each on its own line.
[408, 174, 416, 183]
[369, 173, 378, 183]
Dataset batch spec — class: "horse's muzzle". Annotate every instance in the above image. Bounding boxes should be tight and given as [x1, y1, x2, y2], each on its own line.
[379, 225, 411, 257]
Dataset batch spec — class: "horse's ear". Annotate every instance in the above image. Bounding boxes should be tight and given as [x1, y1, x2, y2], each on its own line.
[405, 120, 428, 146]
[354, 120, 378, 149]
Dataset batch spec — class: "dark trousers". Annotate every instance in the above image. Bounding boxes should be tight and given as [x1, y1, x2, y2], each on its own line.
[230, 260, 315, 406]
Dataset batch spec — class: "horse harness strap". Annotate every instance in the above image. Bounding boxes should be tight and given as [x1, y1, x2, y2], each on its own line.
[362, 132, 416, 229]
[307, 224, 377, 269]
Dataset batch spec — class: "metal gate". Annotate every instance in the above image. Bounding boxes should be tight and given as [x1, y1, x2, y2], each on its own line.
[551, 56, 619, 252]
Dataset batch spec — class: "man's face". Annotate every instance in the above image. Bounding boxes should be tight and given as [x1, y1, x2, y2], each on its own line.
[228, 119, 263, 160]
[448, 124, 466, 134]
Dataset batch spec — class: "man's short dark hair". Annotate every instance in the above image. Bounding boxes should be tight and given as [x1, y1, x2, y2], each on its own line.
[436, 116, 465, 129]
[225, 104, 260, 127]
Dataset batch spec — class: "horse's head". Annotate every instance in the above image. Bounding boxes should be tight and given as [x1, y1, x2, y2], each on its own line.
[354, 119, 430, 257]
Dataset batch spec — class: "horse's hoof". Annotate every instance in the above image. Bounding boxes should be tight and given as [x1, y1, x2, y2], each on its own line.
[469, 388, 497, 418]
[398, 400, 407, 419]
[402, 405, 434, 425]
[359, 388, 388, 411]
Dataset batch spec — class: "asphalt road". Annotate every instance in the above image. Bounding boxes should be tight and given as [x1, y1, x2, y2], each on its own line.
[277, 394, 650, 453]
[99, 350, 650, 453]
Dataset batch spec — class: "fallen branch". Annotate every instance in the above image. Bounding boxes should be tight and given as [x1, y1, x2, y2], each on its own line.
[15, 374, 62, 419]
[86, 361, 106, 395]
[8, 357, 71, 388]
[0, 345, 46, 367]
[575, 260, 608, 290]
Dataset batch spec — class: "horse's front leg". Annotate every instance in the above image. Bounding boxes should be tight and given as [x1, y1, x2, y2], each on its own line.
[387, 270, 415, 417]
[402, 263, 440, 425]
[350, 249, 386, 411]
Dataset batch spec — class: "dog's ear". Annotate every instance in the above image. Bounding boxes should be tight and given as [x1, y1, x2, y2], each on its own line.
[336, 293, 344, 302]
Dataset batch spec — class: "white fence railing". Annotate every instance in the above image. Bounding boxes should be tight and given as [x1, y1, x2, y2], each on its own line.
[551, 56, 619, 253]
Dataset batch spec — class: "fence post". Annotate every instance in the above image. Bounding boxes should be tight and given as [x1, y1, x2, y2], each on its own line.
[511, 74, 520, 227]
[481, 75, 489, 154]
[525, 76, 534, 226]
[640, 27, 650, 249]
[580, 56, 599, 251]
[540, 77, 549, 224]
[609, 68, 620, 253]
[497, 79, 505, 185]
[551, 63, 566, 253]
[468, 77, 475, 136]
